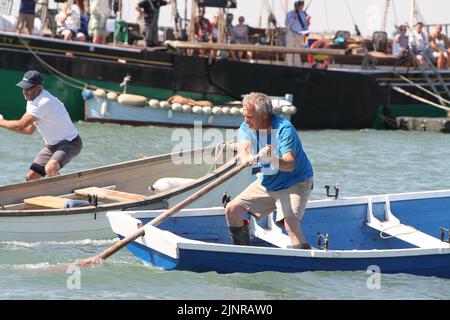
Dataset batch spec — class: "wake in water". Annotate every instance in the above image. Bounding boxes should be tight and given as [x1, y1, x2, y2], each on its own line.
[0, 238, 119, 249]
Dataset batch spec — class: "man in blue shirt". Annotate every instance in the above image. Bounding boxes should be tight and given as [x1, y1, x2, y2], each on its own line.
[285, 0, 311, 66]
[16, 0, 36, 35]
[225, 92, 314, 249]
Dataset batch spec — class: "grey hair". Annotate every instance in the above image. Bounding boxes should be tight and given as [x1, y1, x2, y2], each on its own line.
[242, 92, 273, 114]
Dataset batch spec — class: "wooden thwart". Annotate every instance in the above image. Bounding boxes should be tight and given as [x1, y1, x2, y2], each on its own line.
[74, 187, 146, 202]
[24, 196, 70, 209]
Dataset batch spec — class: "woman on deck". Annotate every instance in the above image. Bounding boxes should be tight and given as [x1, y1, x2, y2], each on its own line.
[429, 24, 450, 70]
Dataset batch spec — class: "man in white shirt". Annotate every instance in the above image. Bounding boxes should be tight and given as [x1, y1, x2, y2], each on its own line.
[285, 0, 311, 67]
[408, 22, 429, 66]
[0, 70, 82, 181]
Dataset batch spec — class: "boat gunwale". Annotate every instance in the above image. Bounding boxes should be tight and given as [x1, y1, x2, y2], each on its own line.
[132, 217, 450, 260]
[0, 145, 239, 217]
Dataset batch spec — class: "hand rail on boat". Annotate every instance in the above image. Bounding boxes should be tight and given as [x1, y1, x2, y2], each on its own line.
[164, 40, 348, 56]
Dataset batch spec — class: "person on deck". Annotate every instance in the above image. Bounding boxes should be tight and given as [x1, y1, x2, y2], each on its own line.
[16, 0, 36, 35]
[89, 0, 111, 44]
[0, 70, 82, 181]
[408, 22, 429, 66]
[285, 0, 311, 67]
[225, 92, 314, 249]
[429, 24, 450, 70]
[193, 6, 212, 56]
[55, 1, 86, 42]
[135, 0, 169, 48]
[234, 16, 253, 61]
[392, 25, 409, 57]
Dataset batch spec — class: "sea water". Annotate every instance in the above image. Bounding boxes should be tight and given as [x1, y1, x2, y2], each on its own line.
[1, 122, 450, 300]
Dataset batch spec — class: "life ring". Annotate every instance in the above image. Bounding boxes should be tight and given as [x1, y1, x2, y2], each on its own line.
[307, 39, 333, 68]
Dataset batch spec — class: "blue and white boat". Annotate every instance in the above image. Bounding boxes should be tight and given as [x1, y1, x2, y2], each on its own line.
[83, 90, 297, 128]
[108, 189, 450, 278]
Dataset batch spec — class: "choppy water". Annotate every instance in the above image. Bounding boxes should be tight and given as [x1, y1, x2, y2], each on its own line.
[1, 122, 450, 300]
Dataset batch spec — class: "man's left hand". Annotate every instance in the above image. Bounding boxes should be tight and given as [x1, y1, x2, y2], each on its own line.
[257, 145, 272, 163]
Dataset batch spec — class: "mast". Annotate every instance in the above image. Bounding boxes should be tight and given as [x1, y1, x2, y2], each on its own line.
[381, 0, 390, 32]
[171, 0, 180, 39]
[410, 0, 416, 27]
[188, 0, 197, 42]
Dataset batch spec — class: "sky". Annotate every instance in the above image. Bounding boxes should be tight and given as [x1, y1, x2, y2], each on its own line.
[9, 0, 450, 37]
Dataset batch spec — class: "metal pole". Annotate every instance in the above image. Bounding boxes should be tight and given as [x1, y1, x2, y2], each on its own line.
[188, 0, 196, 42]
[381, 0, 390, 32]
[410, 0, 416, 27]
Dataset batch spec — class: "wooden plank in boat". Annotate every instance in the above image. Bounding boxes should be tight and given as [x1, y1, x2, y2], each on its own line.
[24, 196, 70, 209]
[74, 187, 146, 202]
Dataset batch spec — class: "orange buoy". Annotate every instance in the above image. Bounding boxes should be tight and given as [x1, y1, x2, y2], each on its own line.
[307, 39, 333, 69]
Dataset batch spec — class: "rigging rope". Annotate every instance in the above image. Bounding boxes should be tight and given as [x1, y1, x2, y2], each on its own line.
[394, 72, 450, 106]
[16, 34, 124, 95]
[392, 86, 450, 112]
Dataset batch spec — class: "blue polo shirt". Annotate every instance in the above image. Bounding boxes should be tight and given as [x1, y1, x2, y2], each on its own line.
[20, 0, 36, 14]
[285, 9, 309, 33]
[238, 115, 313, 191]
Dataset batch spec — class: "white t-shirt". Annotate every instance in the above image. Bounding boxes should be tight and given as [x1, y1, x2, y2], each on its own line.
[26, 89, 78, 145]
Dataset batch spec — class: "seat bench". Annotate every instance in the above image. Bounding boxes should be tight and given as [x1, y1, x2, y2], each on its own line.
[24, 196, 72, 209]
[74, 187, 146, 202]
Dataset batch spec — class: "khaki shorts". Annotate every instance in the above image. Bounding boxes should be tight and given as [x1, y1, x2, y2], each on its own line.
[235, 178, 313, 222]
[16, 13, 34, 33]
[30, 136, 83, 177]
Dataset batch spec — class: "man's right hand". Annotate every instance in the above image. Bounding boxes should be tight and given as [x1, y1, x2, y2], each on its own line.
[0, 114, 4, 120]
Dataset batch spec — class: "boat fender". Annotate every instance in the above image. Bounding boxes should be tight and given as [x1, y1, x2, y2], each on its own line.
[168, 109, 173, 118]
[230, 107, 241, 116]
[202, 106, 212, 115]
[159, 101, 171, 109]
[149, 99, 160, 108]
[272, 99, 291, 108]
[171, 102, 183, 112]
[118, 94, 147, 107]
[106, 91, 118, 101]
[289, 106, 297, 115]
[82, 89, 94, 100]
[94, 88, 106, 98]
[64, 200, 94, 208]
[282, 105, 292, 115]
[273, 105, 283, 115]
[212, 106, 223, 115]
[192, 106, 203, 114]
[207, 114, 214, 124]
[182, 104, 192, 113]
[100, 101, 108, 116]
[221, 106, 230, 115]
[149, 177, 196, 194]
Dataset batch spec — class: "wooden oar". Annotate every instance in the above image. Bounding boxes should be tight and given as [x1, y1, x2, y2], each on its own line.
[76, 161, 250, 266]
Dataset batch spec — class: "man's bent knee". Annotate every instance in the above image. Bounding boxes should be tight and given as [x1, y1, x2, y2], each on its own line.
[45, 160, 61, 177]
[26, 170, 43, 181]
[225, 199, 247, 216]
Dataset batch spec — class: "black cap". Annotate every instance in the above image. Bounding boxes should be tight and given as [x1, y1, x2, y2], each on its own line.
[294, 1, 304, 6]
[16, 70, 44, 89]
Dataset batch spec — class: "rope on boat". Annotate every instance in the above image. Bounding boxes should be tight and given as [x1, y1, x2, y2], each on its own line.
[379, 224, 419, 239]
[16, 35, 119, 94]
[394, 73, 450, 106]
[392, 86, 450, 112]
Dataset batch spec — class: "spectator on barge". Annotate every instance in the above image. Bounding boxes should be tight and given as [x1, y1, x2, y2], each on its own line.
[392, 25, 409, 57]
[429, 24, 450, 70]
[16, 0, 36, 35]
[408, 22, 429, 66]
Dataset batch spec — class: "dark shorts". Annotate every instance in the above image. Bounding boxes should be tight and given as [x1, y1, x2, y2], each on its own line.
[30, 135, 83, 177]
